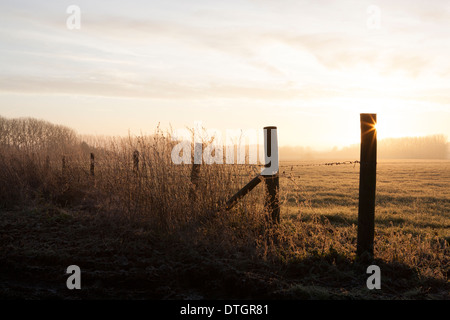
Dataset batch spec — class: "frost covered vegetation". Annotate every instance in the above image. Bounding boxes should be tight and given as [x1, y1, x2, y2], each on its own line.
[0, 116, 448, 299]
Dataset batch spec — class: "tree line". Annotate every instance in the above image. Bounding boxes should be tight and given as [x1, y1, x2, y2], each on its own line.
[0, 116, 78, 155]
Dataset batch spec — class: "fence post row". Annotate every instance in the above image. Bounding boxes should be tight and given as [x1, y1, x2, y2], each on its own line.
[357, 113, 377, 258]
[59, 118, 376, 247]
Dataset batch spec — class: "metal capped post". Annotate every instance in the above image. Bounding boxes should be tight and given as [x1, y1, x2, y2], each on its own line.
[357, 113, 377, 258]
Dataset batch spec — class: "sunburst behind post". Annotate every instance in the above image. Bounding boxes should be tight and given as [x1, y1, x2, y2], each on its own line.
[357, 113, 377, 259]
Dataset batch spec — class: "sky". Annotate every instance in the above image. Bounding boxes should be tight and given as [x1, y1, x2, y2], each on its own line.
[0, 0, 449, 150]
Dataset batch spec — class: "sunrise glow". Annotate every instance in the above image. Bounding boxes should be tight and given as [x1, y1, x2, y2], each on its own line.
[0, 0, 449, 151]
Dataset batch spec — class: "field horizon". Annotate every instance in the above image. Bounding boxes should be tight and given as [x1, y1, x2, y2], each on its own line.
[1, 114, 449, 161]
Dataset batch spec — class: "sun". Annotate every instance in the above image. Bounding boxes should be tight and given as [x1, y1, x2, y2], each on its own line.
[332, 97, 425, 141]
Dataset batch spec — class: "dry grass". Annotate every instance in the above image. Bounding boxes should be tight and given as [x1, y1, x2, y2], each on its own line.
[0, 125, 449, 299]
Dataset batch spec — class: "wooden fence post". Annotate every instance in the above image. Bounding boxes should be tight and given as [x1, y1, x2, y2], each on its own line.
[62, 156, 66, 174]
[90, 153, 95, 177]
[191, 163, 201, 188]
[262, 126, 280, 224]
[133, 150, 140, 173]
[190, 142, 202, 199]
[357, 113, 377, 258]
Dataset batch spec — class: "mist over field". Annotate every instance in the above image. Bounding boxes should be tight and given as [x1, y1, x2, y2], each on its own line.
[280, 135, 449, 161]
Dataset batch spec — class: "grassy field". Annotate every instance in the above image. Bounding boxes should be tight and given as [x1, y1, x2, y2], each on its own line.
[280, 159, 449, 282]
[1, 149, 448, 300]
[281, 159, 450, 241]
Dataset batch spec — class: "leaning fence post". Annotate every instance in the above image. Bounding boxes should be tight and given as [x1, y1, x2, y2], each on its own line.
[225, 175, 263, 211]
[262, 126, 280, 224]
[357, 113, 377, 258]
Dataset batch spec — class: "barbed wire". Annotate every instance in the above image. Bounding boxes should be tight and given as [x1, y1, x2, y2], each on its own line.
[218, 160, 360, 167]
[279, 160, 360, 169]
[53, 160, 361, 180]
[59, 161, 361, 170]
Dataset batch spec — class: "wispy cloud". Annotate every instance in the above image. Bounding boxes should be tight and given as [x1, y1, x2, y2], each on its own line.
[0, 74, 353, 101]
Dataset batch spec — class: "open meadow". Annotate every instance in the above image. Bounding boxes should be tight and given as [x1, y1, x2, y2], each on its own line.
[1, 134, 448, 300]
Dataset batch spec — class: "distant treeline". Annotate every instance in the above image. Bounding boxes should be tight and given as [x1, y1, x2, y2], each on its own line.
[280, 135, 449, 160]
[0, 116, 78, 154]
